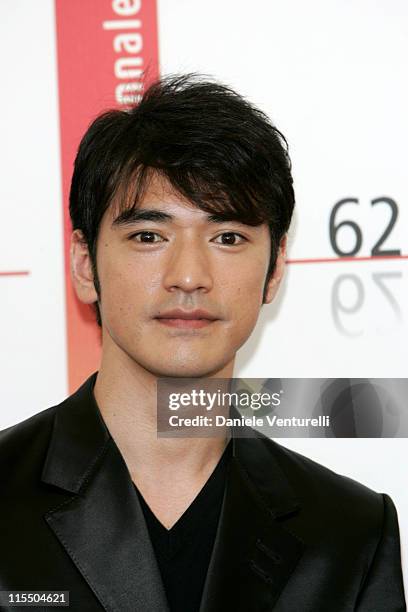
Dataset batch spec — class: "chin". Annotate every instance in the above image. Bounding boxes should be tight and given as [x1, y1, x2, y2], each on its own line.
[143, 358, 228, 379]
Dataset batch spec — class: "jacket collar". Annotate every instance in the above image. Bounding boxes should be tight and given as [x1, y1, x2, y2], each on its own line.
[42, 372, 299, 515]
[230, 421, 300, 519]
[42, 372, 304, 612]
[41, 372, 109, 493]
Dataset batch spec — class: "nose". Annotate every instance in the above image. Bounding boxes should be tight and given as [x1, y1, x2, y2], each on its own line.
[162, 236, 213, 294]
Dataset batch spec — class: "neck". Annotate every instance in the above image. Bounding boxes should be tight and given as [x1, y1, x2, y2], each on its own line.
[93, 334, 235, 483]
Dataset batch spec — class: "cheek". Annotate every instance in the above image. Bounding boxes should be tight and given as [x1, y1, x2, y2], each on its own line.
[221, 261, 267, 334]
[99, 259, 158, 325]
[224, 257, 267, 306]
[102, 250, 160, 294]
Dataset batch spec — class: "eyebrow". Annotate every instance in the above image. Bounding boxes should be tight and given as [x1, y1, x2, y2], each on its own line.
[111, 208, 243, 227]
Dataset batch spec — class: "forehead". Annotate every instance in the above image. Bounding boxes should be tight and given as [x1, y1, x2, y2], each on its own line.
[105, 171, 208, 226]
[97, 168, 273, 249]
[102, 171, 271, 235]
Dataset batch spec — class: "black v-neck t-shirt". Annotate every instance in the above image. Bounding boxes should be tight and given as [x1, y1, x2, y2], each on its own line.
[134, 440, 232, 612]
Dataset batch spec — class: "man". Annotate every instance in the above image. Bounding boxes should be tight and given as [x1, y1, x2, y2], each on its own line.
[0, 75, 405, 612]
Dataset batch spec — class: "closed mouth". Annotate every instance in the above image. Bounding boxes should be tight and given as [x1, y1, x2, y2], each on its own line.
[155, 309, 219, 329]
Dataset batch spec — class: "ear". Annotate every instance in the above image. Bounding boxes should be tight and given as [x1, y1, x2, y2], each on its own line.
[263, 235, 287, 304]
[70, 230, 98, 304]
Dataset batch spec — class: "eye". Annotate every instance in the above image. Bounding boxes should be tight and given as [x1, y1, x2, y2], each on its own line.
[213, 232, 247, 246]
[130, 231, 165, 243]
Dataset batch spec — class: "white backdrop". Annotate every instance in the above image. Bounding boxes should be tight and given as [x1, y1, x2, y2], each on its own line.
[1, 0, 407, 593]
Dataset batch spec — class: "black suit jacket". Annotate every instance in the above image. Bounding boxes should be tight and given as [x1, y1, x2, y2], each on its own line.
[0, 372, 405, 611]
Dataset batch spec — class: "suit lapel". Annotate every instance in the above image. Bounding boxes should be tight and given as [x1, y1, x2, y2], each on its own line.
[199, 433, 305, 612]
[41, 373, 169, 612]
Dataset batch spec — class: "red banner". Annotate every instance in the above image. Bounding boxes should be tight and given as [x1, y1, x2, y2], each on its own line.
[55, 0, 159, 392]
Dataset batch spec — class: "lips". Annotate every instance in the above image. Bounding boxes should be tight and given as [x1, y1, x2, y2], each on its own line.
[155, 308, 219, 329]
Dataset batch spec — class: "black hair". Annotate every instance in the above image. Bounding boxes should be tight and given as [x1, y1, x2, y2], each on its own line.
[69, 74, 295, 326]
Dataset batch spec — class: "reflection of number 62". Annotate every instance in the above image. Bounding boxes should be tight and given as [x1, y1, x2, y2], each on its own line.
[331, 273, 402, 336]
[329, 197, 400, 257]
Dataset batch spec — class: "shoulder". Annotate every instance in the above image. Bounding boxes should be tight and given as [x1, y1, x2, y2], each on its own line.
[0, 404, 57, 486]
[0, 404, 57, 448]
[253, 431, 390, 533]
[252, 433, 404, 568]
[247, 433, 405, 606]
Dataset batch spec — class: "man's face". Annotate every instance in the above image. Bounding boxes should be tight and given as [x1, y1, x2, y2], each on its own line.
[71, 173, 285, 378]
